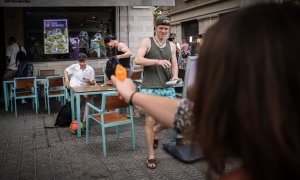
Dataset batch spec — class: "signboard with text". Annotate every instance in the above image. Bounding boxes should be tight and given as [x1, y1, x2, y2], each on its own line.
[43, 19, 69, 54]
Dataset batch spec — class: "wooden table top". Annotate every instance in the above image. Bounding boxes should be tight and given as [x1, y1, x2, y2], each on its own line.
[71, 84, 115, 93]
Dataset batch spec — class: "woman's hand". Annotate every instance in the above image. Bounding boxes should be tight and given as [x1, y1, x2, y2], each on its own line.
[111, 75, 136, 103]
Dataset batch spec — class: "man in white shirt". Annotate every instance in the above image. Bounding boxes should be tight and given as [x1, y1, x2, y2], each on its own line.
[64, 56, 96, 123]
[4, 36, 26, 80]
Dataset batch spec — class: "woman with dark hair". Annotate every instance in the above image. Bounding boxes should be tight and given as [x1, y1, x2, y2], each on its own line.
[104, 35, 132, 77]
[111, 3, 300, 180]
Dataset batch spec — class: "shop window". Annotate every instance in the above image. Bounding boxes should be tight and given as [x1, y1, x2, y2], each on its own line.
[24, 7, 115, 61]
[181, 20, 199, 43]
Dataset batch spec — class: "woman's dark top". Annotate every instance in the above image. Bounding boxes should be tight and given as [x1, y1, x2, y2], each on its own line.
[117, 49, 130, 69]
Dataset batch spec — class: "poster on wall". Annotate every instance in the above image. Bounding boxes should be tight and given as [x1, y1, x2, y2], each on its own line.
[44, 19, 69, 54]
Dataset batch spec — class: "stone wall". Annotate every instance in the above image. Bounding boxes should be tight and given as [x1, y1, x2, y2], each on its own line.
[119, 6, 154, 56]
[32, 59, 107, 76]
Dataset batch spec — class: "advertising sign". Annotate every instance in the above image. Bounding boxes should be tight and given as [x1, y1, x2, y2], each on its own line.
[44, 19, 69, 54]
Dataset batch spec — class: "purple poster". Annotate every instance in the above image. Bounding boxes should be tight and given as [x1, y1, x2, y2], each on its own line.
[44, 19, 69, 54]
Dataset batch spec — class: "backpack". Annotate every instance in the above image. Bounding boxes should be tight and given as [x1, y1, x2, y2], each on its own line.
[105, 56, 120, 80]
[54, 101, 72, 127]
[17, 61, 34, 77]
[16, 45, 28, 66]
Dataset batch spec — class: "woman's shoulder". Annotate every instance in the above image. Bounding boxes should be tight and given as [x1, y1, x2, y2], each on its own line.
[173, 98, 194, 134]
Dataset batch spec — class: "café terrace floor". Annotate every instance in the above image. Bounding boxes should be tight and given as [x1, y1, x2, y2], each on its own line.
[0, 97, 210, 180]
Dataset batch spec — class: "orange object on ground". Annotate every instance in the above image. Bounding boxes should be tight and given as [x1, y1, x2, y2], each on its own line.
[115, 64, 127, 81]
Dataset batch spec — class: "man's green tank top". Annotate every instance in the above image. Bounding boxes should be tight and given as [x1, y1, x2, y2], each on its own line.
[142, 37, 172, 88]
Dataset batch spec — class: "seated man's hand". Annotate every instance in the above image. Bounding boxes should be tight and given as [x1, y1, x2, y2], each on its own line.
[65, 80, 70, 88]
[83, 78, 95, 85]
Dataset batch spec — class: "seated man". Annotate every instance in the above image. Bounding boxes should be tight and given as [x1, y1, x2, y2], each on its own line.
[64, 55, 95, 123]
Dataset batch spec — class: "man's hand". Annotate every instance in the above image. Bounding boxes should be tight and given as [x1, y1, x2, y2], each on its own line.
[83, 78, 95, 85]
[157, 59, 171, 68]
[65, 80, 70, 88]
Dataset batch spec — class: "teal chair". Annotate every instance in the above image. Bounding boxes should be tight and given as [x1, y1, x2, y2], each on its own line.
[131, 70, 143, 92]
[94, 67, 106, 84]
[85, 92, 135, 157]
[44, 76, 67, 115]
[38, 69, 56, 77]
[12, 77, 38, 117]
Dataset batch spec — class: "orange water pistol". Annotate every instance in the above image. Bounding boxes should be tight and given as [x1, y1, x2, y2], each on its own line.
[115, 64, 127, 81]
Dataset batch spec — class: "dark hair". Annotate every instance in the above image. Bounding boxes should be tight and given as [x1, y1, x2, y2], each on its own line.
[190, 4, 300, 180]
[8, 36, 16, 44]
[168, 37, 175, 42]
[168, 33, 176, 41]
[77, 53, 87, 61]
[104, 35, 117, 45]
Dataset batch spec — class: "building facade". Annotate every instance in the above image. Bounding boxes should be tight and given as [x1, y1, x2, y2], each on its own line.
[0, 0, 175, 75]
[161, 0, 240, 45]
[162, 0, 299, 47]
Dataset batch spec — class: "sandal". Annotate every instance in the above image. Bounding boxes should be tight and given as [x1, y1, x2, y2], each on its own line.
[153, 139, 159, 149]
[146, 159, 157, 169]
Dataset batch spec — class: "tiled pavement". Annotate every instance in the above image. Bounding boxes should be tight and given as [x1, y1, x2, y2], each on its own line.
[0, 99, 209, 180]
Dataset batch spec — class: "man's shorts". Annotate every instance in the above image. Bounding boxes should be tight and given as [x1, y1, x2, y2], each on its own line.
[140, 87, 176, 99]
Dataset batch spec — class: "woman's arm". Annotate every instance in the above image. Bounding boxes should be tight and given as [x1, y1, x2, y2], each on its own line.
[116, 42, 132, 59]
[111, 76, 180, 128]
[170, 42, 179, 80]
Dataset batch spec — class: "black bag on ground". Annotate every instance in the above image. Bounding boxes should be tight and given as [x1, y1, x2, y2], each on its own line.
[54, 101, 72, 127]
[105, 56, 120, 80]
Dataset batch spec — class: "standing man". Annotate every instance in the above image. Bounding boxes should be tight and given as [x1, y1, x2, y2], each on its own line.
[104, 35, 132, 77]
[64, 55, 96, 123]
[4, 36, 26, 80]
[135, 16, 178, 169]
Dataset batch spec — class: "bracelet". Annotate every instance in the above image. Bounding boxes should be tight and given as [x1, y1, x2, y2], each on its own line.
[129, 91, 137, 106]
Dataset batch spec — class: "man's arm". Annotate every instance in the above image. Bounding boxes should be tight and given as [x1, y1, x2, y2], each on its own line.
[170, 43, 179, 80]
[135, 38, 171, 68]
[64, 69, 70, 88]
[86, 69, 96, 85]
[116, 42, 132, 59]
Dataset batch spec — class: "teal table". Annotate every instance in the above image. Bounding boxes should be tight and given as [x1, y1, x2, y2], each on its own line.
[70, 85, 115, 137]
